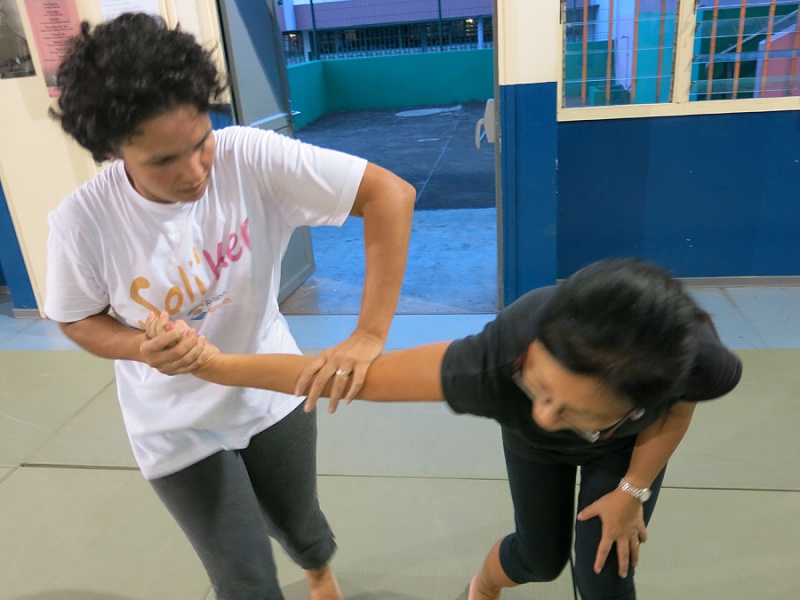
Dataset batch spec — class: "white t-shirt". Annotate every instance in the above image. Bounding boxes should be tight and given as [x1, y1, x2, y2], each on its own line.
[44, 126, 367, 479]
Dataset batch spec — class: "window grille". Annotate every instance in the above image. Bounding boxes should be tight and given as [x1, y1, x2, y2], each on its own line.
[562, 1, 679, 108]
[693, 0, 800, 100]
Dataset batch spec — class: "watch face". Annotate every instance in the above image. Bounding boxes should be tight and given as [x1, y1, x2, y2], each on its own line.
[640, 489, 652, 502]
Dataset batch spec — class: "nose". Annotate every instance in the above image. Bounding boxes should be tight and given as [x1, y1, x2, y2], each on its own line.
[532, 400, 562, 432]
[182, 149, 207, 184]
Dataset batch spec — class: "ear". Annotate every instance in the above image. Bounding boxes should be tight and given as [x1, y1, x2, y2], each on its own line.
[515, 339, 538, 371]
[107, 137, 130, 161]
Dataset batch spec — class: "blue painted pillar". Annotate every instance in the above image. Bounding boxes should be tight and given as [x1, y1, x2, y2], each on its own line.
[0, 180, 37, 310]
[496, 1, 560, 306]
[499, 84, 558, 305]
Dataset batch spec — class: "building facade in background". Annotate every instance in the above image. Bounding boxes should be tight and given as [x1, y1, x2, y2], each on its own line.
[277, 0, 493, 63]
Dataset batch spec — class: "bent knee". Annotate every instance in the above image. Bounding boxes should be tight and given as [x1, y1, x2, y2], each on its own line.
[500, 534, 570, 583]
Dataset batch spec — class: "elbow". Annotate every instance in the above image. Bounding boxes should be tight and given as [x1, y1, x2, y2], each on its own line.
[58, 320, 78, 339]
[400, 179, 417, 210]
[57, 319, 92, 351]
[392, 179, 416, 231]
[379, 176, 416, 220]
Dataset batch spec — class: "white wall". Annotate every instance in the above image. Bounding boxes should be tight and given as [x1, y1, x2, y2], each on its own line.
[0, 0, 225, 315]
[495, 0, 560, 86]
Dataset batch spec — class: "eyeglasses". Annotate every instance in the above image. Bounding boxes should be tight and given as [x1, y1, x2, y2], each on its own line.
[512, 370, 645, 443]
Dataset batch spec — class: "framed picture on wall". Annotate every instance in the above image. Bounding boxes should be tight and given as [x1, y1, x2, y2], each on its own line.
[0, 0, 35, 80]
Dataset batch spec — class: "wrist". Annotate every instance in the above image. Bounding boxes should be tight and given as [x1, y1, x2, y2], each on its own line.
[352, 327, 388, 345]
[193, 347, 221, 377]
[618, 477, 652, 502]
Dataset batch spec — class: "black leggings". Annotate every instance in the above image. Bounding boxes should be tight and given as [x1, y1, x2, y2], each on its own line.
[150, 404, 335, 600]
[499, 443, 665, 600]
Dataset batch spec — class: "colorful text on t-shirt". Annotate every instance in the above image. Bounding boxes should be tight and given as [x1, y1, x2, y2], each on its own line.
[131, 218, 251, 327]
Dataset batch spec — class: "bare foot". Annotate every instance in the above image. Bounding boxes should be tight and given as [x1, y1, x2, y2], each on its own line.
[307, 564, 343, 600]
[468, 574, 501, 600]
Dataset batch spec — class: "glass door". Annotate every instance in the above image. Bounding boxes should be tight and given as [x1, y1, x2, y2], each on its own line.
[216, 0, 314, 302]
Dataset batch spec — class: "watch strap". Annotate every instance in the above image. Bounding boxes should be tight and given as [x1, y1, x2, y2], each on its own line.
[618, 478, 652, 502]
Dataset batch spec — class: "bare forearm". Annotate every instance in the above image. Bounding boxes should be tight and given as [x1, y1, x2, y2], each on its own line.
[195, 353, 311, 393]
[625, 401, 696, 488]
[359, 215, 411, 338]
[196, 342, 449, 402]
[355, 165, 415, 340]
[58, 313, 147, 361]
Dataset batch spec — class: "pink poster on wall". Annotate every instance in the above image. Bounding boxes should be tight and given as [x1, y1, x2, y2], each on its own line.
[24, 0, 80, 97]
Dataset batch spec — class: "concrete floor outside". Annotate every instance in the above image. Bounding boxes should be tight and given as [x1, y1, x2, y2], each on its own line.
[279, 101, 500, 315]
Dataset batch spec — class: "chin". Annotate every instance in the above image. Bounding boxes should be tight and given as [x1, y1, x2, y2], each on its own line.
[175, 189, 206, 203]
[532, 418, 562, 433]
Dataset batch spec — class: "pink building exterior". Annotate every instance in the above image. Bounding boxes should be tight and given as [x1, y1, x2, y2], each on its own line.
[278, 0, 493, 31]
[756, 26, 800, 97]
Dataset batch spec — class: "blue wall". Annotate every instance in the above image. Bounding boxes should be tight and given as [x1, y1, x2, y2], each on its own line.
[499, 83, 557, 305]
[557, 110, 800, 278]
[0, 181, 37, 309]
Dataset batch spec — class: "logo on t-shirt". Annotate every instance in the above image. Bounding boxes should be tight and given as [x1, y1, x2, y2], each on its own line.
[187, 291, 233, 321]
[131, 218, 250, 327]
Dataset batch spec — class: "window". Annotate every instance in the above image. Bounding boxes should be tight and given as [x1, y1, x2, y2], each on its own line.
[693, 0, 800, 100]
[563, 0, 679, 107]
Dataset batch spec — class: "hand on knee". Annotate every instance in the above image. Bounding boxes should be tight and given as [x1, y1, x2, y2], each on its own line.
[306, 564, 343, 600]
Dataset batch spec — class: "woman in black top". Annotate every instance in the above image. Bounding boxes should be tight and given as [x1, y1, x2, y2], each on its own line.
[147, 258, 742, 600]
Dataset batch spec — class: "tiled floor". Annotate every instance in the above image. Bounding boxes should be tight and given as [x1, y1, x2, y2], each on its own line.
[2, 105, 798, 599]
[1, 285, 799, 599]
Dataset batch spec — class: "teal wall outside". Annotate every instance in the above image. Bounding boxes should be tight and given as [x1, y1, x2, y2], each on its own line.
[286, 61, 328, 130]
[287, 49, 494, 130]
[564, 40, 618, 104]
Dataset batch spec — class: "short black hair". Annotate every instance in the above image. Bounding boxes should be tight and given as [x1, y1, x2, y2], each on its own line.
[50, 13, 226, 162]
[538, 258, 709, 409]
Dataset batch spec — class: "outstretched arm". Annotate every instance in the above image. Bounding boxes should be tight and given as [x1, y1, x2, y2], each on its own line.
[196, 342, 449, 413]
[145, 311, 447, 412]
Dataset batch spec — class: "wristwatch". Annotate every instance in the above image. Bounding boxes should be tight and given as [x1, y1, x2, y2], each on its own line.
[618, 478, 652, 502]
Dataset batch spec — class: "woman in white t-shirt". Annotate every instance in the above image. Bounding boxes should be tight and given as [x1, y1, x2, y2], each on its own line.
[45, 13, 415, 600]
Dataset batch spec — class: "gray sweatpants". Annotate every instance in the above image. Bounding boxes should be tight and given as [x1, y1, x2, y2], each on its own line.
[150, 404, 336, 600]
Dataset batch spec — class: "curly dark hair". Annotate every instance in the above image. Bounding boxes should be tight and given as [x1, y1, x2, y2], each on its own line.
[50, 13, 227, 162]
[537, 258, 710, 410]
